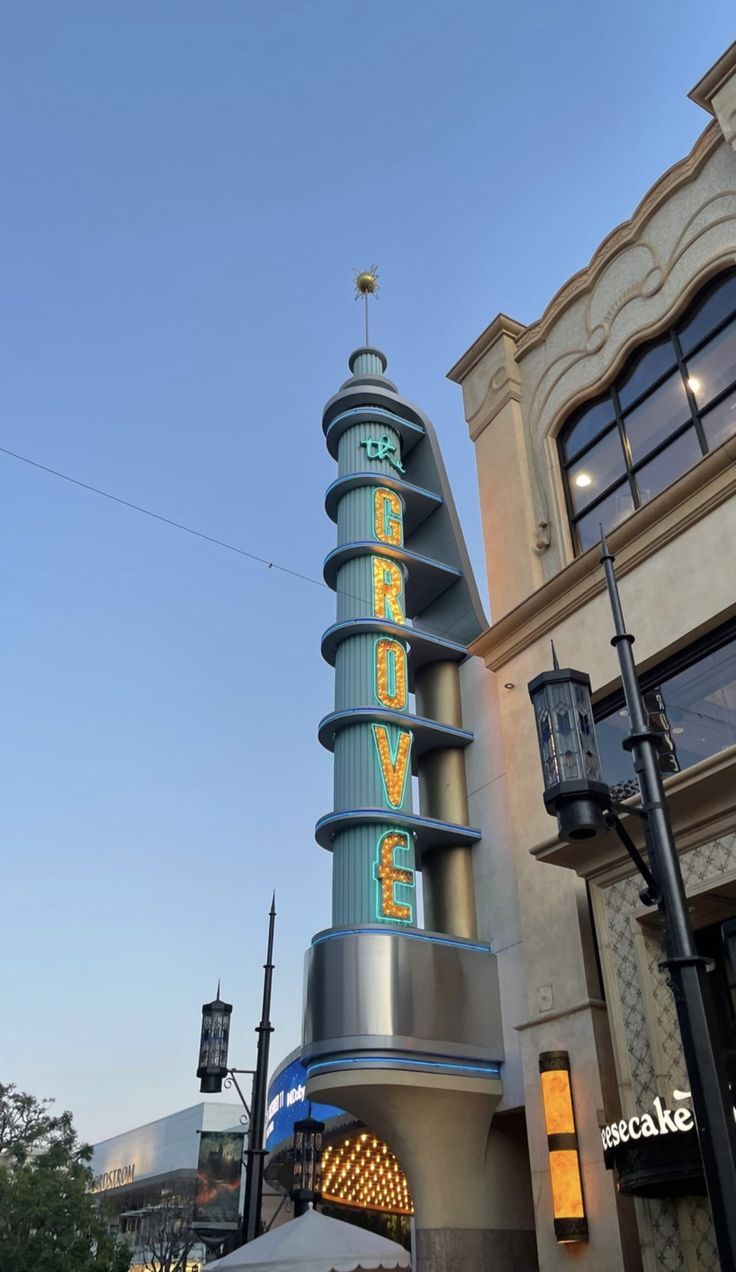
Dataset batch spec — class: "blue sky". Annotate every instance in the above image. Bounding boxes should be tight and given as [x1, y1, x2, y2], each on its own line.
[2, 1, 733, 1144]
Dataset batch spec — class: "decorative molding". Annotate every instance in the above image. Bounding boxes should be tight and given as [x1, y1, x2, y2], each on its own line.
[447, 313, 526, 385]
[520, 133, 736, 455]
[689, 41, 736, 151]
[469, 430, 736, 672]
[516, 124, 722, 360]
[447, 316, 524, 442]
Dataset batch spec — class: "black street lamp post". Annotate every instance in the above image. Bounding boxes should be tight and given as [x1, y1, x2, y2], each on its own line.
[528, 531, 736, 1269]
[195, 896, 277, 1249]
[241, 894, 276, 1246]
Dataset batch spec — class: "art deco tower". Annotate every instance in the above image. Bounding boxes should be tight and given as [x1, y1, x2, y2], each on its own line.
[302, 311, 507, 1270]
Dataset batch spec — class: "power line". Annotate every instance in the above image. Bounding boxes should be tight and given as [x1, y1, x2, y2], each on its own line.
[0, 442, 476, 643]
[0, 443, 325, 591]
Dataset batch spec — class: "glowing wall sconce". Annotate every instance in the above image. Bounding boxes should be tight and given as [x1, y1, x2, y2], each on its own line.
[539, 1051, 588, 1243]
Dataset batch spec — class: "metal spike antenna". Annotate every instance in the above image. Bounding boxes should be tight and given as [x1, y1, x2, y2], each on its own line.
[353, 266, 379, 345]
[242, 897, 277, 1245]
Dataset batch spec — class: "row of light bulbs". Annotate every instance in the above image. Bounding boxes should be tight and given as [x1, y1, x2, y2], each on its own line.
[320, 1133, 413, 1214]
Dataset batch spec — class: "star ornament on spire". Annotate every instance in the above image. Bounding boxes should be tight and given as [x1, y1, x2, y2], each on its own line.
[353, 265, 379, 344]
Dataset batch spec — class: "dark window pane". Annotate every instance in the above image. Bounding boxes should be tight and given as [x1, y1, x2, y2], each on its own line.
[567, 428, 625, 512]
[624, 371, 691, 463]
[686, 315, 736, 410]
[635, 428, 702, 504]
[660, 643, 736, 769]
[678, 270, 736, 355]
[596, 627, 736, 785]
[575, 482, 634, 551]
[617, 336, 677, 411]
[595, 709, 634, 788]
[561, 397, 615, 461]
[702, 389, 736, 450]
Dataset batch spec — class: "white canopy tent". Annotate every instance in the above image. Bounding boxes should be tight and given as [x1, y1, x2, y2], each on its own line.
[208, 1205, 411, 1272]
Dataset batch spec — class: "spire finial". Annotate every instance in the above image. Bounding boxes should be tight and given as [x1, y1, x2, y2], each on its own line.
[353, 266, 379, 345]
[599, 523, 613, 562]
[216, 977, 221, 1000]
[551, 640, 560, 671]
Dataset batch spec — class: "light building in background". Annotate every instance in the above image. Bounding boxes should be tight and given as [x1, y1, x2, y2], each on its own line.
[448, 38, 736, 1272]
[90, 1102, 244, 1270]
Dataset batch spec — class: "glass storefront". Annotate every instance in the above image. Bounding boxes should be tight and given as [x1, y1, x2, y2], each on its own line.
[595, 620, 736, 789]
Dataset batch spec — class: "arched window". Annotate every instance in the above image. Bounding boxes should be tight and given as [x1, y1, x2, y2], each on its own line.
[559, 269, 736, 553]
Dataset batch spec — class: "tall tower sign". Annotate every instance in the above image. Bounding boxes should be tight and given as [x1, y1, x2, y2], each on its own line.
[303, 309, 505, 1270]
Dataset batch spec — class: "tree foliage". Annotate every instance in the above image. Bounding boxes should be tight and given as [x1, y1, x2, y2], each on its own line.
[0, 1082, 130, 1272]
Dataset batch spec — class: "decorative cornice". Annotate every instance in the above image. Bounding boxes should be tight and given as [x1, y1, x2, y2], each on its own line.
[447, 313, 526, 384]
[469, 432, 736, 671]
[515, 124, 722, 360]
[689, 41, 736, 115]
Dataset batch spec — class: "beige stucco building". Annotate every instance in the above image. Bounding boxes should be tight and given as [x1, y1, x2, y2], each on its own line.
[449, 40, 736, 1272]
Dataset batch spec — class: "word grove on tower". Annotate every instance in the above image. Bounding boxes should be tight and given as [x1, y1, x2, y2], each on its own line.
[301, 345, 505, 1250]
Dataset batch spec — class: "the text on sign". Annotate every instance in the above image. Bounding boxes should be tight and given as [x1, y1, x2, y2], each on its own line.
[375, 829, 414, 923]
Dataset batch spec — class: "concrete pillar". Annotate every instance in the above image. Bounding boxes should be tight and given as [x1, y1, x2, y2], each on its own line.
[415, 660, 477, 939]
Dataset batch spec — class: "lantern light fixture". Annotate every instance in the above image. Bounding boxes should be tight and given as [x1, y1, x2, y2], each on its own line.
[196, 981, 232, 1094]
[291, 1113, 325, 1216]
[528, 644, 609, 841]
[539, 1051, 587, 1244]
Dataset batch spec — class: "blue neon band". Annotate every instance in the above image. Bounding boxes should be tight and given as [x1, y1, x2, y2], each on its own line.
[307, 1056, 501, 1077]
[311, 927, 490, 954]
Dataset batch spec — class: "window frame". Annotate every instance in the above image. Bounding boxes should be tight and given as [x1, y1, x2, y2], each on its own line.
[559, 270, 736, 554]
[593, 615, 736, 731]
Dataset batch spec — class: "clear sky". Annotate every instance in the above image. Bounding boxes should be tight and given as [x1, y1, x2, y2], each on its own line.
[2, 1, 733, 1144]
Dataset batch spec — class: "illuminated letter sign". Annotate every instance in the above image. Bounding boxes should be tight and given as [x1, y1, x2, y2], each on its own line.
[375, 829, 414, 923]
[600, 1090, 695, 1150]
[372, 556, 405, 625]
[372, 724, 412, 808]
[374, 488, 403, 546]
[375, 637, 408, 711]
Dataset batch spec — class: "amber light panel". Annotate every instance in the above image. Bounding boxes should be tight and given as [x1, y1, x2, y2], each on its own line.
[540, 1068, 576, 1136]
[539, 1051, 588, 1244]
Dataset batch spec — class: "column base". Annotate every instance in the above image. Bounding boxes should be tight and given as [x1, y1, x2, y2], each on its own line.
[414, 1227, 539, 1272]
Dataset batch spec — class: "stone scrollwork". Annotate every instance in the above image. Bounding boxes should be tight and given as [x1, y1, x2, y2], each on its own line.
[518, 128, 736, 457]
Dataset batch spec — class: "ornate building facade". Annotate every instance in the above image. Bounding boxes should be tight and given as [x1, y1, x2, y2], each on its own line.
[449, 39, 736, 1272]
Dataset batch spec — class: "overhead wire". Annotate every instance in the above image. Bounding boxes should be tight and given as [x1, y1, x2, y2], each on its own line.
[0, 443, 479, 645]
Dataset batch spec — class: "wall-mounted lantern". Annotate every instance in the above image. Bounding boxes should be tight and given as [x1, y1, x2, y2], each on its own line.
[528, 648, 609, 841]
[196, 984, 232, 1094]
[539, 1051, 588, 1244]
[291, 1114, 325, 1216]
